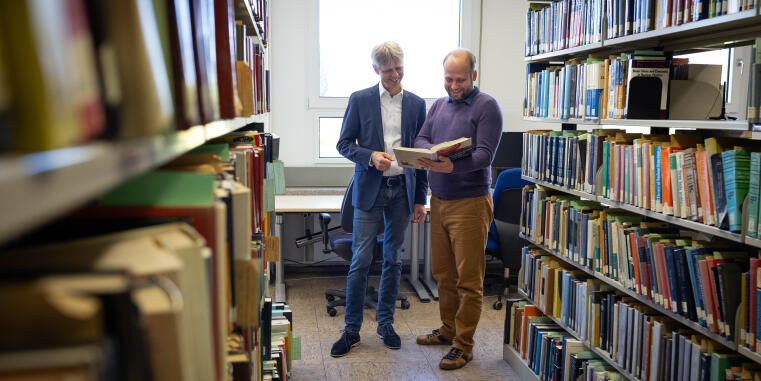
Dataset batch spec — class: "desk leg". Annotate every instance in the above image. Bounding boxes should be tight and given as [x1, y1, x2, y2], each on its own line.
[406, 219, 431, 303]
[422, 213, 439, 300]
[275, 214, 286, 303]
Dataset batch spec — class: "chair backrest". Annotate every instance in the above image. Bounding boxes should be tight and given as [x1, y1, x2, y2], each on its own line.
[340, 176, 355, 233]
[488, 168, 531, 249]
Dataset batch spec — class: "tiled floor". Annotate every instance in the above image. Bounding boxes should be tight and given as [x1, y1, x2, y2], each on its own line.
[284, 273, 520, 381]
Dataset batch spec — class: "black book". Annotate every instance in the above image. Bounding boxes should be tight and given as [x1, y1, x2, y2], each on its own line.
[662, 337, 672, 381]
[717, 262, 746, 340]
[710, 266, 726, 336]
[262, 297, 273, 360]
[673, 248, 698, 321]
[670, 331, 680, 381]
[709, 153, 729, 230]
[600, 294, 608, 351]
[699, 352, 711, 381]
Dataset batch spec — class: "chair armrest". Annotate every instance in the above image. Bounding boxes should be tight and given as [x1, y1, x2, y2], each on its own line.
[319, 213, 332, 253]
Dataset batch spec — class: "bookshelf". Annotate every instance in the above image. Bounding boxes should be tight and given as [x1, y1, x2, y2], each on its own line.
[517, 289, 645, 381]
[524, 117, 753, 130]
[0, 114, 267, 247]
[502, 343, 542, 381]
[235, 0, 267, 49]
[524, 8, 761, 63]
[0, 1, 282, 379]
[518, 232, 739, 350]
[521, 176, 747, 243]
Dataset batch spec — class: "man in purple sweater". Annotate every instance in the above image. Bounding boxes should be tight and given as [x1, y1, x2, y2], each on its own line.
[414, 48, 502, 370]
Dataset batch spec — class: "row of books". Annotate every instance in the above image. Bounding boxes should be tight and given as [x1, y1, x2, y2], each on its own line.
[517, 246, 761, 381]
[522, 130, 761, 236]
[0, 129, 280, 380]
[236, 22, 269, 117]
[507, 299, 626, 381]
[0, 0, 270, 154]
[519, 186, 761, 346]
[526, 0, 757, 57]
[525, 0, 605, 57]
[523, 50, 725, 121]
[253, 299, 293, 381]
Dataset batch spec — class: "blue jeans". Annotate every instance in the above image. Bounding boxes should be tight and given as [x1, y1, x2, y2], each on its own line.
[344, 180, 410, 332]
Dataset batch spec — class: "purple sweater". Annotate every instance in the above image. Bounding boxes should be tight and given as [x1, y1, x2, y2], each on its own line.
[414, 87, 503, 200]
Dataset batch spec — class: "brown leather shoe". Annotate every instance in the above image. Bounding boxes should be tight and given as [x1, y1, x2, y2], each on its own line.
[416, 329, 453, 345]
[439, 347, 473, 370]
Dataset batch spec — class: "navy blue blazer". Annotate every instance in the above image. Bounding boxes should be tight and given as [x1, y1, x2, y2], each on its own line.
[336, 84, 428, 212]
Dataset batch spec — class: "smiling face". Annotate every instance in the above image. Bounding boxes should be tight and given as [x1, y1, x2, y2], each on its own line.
[444, 54, 477, 101]
[374, 60, 404, 96]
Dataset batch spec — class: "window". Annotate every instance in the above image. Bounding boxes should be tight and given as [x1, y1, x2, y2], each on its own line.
[318, 117, 343, 158]
[310, 0, 473, 163]
[318, 0, 461, 99]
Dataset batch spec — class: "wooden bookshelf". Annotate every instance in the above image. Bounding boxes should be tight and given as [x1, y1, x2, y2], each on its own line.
[518, 232, 738, 350]
[517, 289, 644, 381]
[0, 114, 268, 246]
[522, 176, 747, 243]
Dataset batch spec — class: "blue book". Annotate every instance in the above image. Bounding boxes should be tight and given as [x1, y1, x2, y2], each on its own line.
[673, 248, 697, 321]
[685, 248, 710, 328]
[654, 145, 663, 210]
[625, 147, 631, 204]
[722, 149, 751, 232]
[558, 137, 566, 187]
[664, 246, 682, 315]
[757, 289, 761, 346]
[602, 141, 610, 198]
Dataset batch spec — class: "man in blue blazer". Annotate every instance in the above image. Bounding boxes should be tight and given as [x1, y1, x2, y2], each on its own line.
[331, 41, 428, 357]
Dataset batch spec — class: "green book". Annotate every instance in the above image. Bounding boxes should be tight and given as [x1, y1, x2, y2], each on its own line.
[722, 149, 751, 232]
[98, 170, 215, 206]
[748, 152, 761, 238]
[190, 143, 230, 161]
[709, 352, 743, 381]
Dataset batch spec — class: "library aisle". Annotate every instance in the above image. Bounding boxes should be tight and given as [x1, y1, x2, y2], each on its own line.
[282, 274, 519, 381]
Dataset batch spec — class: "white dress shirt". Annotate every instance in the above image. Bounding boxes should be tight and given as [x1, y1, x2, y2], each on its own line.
[377, 82, 404, 177]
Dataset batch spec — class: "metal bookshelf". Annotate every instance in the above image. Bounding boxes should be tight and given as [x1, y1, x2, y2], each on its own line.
[747, 236, 761, 250]
[503, 343, 541, 381]
[0, 114, 267, 246]
[738, 346, 761, 367]
[524, 9, 761, 63]
[599, 119, 751, 130]
[522, 176, 747, 243]
[517, 289, 644, 381]
[524, 42, 604, 63]
[234, 0, 267, 48]
[519, 233, 738, 350]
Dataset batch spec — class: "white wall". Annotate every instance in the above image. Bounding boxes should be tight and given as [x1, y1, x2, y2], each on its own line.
[478, 0, 534, 133]
[270, 0, 533, 168]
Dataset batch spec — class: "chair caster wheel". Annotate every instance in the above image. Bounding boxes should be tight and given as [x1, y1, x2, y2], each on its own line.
[327, 307, 337, 317]
[326, 295, 335, 302]
[493, 301, 503, 310]
[400, 300, 411, 310]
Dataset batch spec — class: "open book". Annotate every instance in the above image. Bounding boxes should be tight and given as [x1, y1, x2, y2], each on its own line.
[393, 137, 473, 169]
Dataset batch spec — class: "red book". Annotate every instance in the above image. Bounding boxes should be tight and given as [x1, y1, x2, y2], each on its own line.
[750, 258, 760, 349]
[521, 305, 543, 359]
[214, 0, 239, 118]
[189, 0, 220, 123]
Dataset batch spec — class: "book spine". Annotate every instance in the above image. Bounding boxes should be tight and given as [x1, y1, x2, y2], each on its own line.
[748, 152, 761, 238]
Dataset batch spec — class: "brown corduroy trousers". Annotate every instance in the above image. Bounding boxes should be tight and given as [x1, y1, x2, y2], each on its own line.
[430, 194, 493, 355]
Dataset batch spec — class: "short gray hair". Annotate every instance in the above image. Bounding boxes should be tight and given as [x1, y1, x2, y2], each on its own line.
[371, 41, 404, 69]
[443, 48, 477, 74]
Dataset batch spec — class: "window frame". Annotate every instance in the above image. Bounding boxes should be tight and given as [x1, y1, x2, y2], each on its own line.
[306, 0, 481, 164]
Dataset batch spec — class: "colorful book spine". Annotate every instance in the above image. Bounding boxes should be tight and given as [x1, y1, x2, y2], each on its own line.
[748, 152, 761, 238]
[722, 149, 751, 232]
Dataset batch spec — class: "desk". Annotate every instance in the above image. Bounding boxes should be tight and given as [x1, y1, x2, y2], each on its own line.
[274, 193, 436, 304]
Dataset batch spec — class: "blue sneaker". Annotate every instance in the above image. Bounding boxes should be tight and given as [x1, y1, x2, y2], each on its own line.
[377, 324, 401, 349]
[330, 331, 360, 357]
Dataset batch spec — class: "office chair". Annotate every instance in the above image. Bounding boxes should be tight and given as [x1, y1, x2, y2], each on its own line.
[485, 168, 531, 310]
[318, 177, 410, 317]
